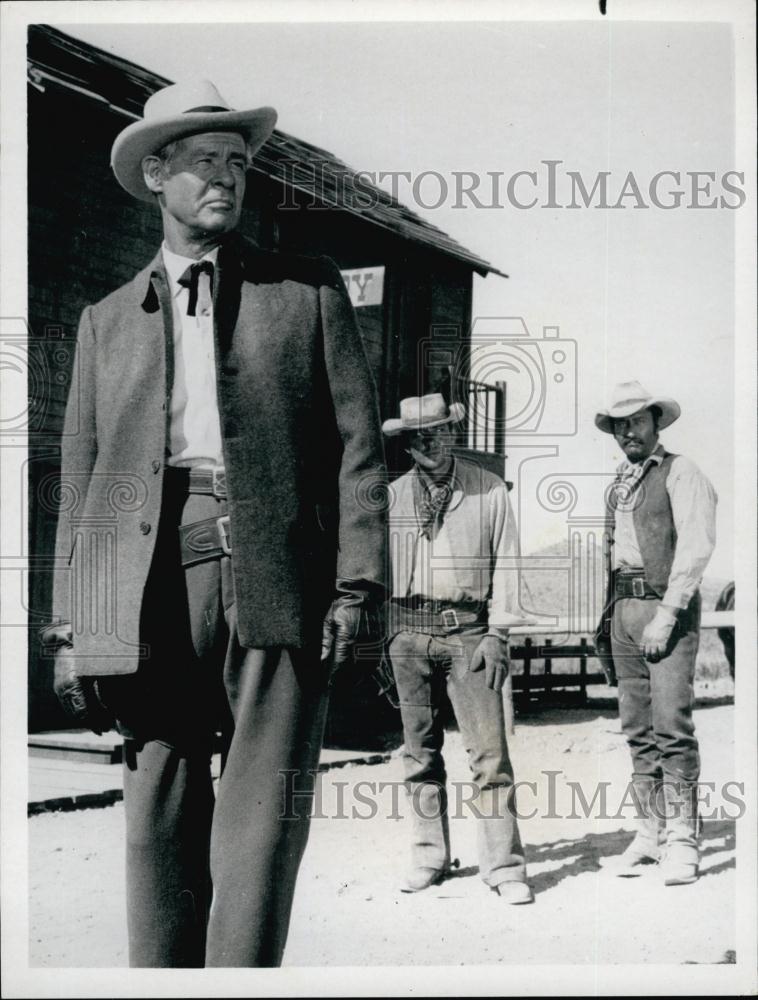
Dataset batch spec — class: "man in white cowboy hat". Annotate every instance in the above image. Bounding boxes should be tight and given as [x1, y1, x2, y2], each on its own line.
[42, 79, 387, 966]
[382, 393, 534, 904]
[595, 380, 717, 885]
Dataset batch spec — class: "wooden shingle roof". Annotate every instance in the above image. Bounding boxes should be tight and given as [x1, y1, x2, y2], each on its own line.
[27, 24, 506, 278]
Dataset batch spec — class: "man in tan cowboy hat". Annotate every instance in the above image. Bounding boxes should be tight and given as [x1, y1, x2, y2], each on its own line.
[595, 380, 717, 885]
[382, 393, 534, 903]
[42, 79, 387, 966]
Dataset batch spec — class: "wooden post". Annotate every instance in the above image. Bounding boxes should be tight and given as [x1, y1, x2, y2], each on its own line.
[502, 671, 515, 737]
[579, 636, 588, 704]
[494, 380, 506, 457]
[543, 638, 553, 700]
[523, 637, 533, 701]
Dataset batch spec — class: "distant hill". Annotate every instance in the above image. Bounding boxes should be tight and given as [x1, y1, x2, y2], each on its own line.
[517, 541, 733, 681]
[520, 539, 730, 616]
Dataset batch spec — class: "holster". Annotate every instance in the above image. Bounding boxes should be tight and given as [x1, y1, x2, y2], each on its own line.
[374, 649, 400, 709]
[179, 513, 231, 568]
[592, 504, 621, 687]
[594, 605, 617, 687]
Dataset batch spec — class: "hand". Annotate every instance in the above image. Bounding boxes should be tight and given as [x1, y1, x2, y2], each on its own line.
[321, 596, 381, 676]
[53, 645, 114, 736]
[640, 607, 677, 663]
[469, 634, 510, 692]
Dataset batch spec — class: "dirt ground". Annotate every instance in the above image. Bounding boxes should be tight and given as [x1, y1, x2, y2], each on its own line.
[29, 682, 738, 970]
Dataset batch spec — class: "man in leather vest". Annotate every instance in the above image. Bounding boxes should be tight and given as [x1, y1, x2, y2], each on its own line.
[596, 381, 717, 886]
[41, 80, 387, 966]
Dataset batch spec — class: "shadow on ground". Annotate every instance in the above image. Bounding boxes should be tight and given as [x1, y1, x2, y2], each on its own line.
[513, 704, 619, 727]
[431, 820, 735, 898]
[322, 674, 732, 750]
[525, 818, 735, 895]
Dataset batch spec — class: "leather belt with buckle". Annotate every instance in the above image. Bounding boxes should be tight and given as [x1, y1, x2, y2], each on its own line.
[188, 467, 227, 499]
[390, 597, 486, 632]
[614, 573, 657, 599]
[179, 514, 232, 568]
[166, 466, 227, 499]
[396, 596, 484, 614]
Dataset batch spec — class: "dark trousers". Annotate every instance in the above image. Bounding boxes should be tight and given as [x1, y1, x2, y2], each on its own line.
[388, 629, 526, 887]
[610, 594, 701, 785]
[100, 489, 328, 967]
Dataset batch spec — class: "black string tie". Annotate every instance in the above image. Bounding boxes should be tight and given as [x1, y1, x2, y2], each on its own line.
[178, 261, 214, 316]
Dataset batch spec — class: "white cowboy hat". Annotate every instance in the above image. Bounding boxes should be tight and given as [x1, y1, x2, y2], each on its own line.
[382, 393, 465, 437]
[595, 380, 681, 434]
[111, 79, 277, 202]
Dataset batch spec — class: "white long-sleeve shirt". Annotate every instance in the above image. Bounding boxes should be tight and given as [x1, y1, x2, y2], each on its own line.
[389, 458, 532, 632]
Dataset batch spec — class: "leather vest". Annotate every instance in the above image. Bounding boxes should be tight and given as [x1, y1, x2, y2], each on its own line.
[628, 451, 678, 596]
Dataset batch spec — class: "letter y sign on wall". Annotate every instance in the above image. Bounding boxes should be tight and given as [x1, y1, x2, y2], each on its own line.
[340, 266, 385, 307]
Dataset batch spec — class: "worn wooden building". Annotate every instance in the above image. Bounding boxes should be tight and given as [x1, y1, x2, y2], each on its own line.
[26, 25, 507, 731]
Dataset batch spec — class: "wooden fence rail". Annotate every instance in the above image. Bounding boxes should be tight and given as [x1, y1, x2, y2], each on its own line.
[500, 611, 735, 734]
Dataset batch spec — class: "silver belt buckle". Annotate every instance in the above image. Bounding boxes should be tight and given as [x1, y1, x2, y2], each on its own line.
[212, 468, 227, 499]
[441, 608, 459, 630]
[632, 577, 645, 598]
[216, 515, 232, 555]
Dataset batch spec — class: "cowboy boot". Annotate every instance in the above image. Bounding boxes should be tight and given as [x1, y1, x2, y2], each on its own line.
[402, 782, 455, 892]
[660, 780, 699, 886]
[603, 776, 666, 876]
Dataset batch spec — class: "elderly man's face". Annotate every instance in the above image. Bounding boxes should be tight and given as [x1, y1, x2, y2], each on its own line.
[613, 408, 658, 463]
[146, 132, 247, 237]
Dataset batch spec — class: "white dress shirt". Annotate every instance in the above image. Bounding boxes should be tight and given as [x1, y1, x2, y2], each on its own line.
[613, 444, 717, 610]
[161, 243, 224, 469]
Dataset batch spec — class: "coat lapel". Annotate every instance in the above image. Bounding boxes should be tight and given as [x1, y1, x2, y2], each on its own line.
[215, 236, 286, 357]
[137, 250, 175, 448]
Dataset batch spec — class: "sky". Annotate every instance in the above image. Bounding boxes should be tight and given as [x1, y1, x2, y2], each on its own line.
[25, 7, 748, 578]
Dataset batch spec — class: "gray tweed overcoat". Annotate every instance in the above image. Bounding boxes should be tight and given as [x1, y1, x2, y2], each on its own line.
[50, 234, 387, 675]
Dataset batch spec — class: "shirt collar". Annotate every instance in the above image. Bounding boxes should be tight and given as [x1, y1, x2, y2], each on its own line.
[161, 242, 219, 298]
[618, 442, 665, 476]
[415, 456, 457, 493]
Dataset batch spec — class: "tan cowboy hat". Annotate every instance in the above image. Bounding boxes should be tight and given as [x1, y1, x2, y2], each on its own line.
[111, 79, 277, 202]
[382, 393, 465, 437]
[595, 380, 681, 434]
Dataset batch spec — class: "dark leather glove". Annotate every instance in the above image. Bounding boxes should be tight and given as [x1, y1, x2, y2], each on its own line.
[51, 643, 114, 736]
[469, 634, 510, 693]
[321, 587, 382, 678]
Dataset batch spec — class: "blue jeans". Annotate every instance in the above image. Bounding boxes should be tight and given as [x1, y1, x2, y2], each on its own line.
[610, 594, 701, 785]
[388, 629, 526, 887]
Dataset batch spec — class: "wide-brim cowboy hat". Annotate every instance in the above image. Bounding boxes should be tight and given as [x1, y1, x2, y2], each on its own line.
[382, 393, 465, 437]
[111, 79, 277, 202]
[595, 380, 681, 434]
